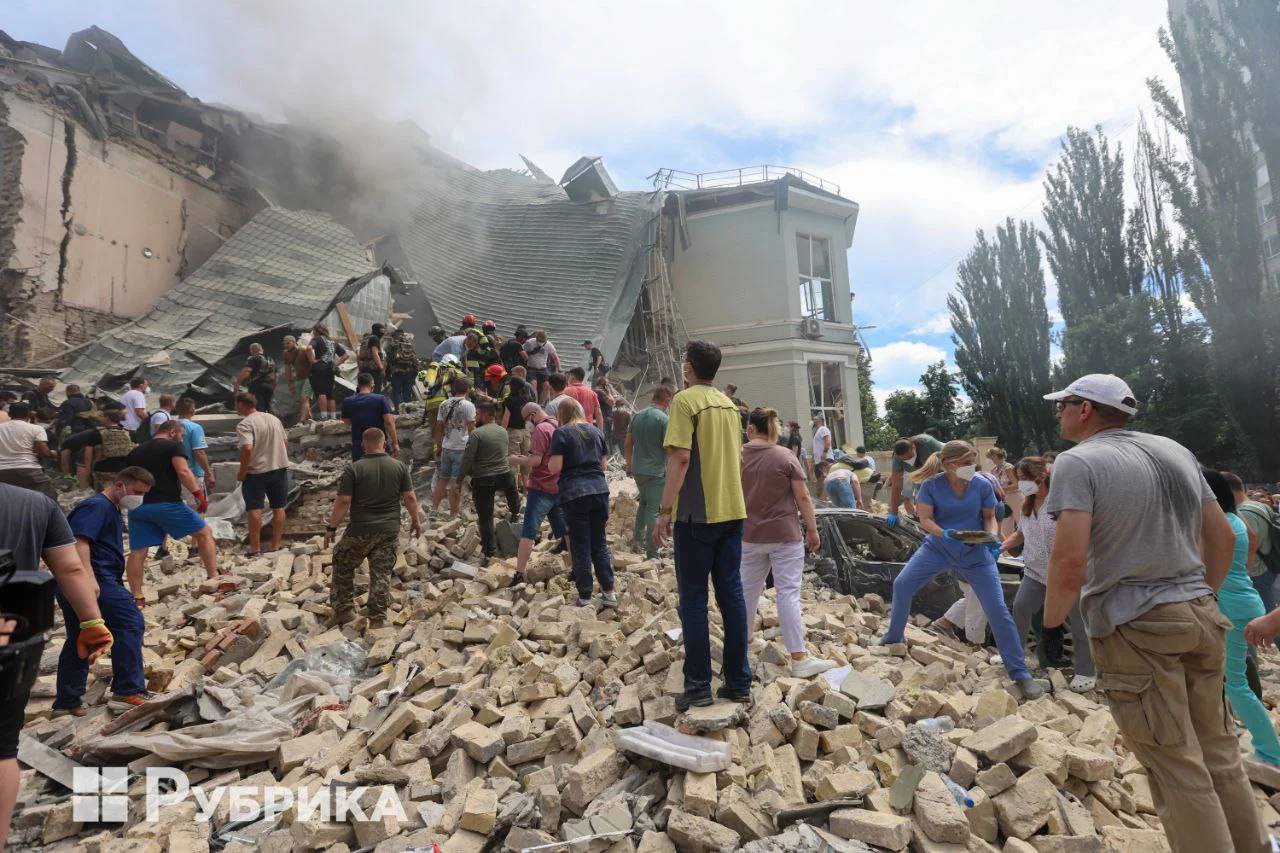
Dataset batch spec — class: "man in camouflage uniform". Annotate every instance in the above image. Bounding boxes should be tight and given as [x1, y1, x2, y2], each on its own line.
[324, 427, 422, 627]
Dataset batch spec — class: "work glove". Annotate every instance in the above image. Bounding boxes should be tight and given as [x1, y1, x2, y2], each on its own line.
[193, 490, 209, 514]
[77, 621, 114, 663]
[1041, 623, 1067, 666]
[942, 528, 960, 541]
[985, 540, 1002, 557]
[885, 513, 899, 529]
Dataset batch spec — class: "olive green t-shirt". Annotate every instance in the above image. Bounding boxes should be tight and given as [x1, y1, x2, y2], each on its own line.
[462, 423, 511, 479]
[338, 452, 412, 536]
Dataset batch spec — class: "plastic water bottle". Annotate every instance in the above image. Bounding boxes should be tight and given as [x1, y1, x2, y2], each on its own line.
[915, 715, 955, 734]
[941, 774, 974, 808]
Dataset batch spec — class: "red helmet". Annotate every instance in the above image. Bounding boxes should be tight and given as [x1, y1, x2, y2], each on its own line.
[482, 319, 496, 332]
[484, 364, 507, 382]
[462, 313, 476, 327]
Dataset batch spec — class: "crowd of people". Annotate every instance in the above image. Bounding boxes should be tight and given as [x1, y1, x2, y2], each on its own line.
[5, 313, 1280, 852]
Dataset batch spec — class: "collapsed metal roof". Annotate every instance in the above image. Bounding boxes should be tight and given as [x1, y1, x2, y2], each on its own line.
[63, 208, 381, 396]
[394, 153, 666, 369]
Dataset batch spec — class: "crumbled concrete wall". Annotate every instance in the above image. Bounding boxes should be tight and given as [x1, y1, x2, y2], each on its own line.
[0, 89, 250, 364]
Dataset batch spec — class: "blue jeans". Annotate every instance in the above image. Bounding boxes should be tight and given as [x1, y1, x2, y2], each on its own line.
[884, 538, 1030, 681]
[562, 492, 614, 600]
[825, 476, 856, 508]
[54, 572, 146, 707]
[673, 519, 752, 695]
[521, 488, 567, 541]
[389, 371, 415, 412]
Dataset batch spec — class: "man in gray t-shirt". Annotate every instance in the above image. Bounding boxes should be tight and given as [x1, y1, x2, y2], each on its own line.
[1040, 373, 1262, 853]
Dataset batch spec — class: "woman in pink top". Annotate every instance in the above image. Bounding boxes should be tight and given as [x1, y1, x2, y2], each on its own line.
[739, 408, 835, 678]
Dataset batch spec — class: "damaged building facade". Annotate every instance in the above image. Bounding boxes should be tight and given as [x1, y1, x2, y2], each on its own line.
[1, 26, 866, 448]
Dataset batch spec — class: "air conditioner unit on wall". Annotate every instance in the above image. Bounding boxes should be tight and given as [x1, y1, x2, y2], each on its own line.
[801, 317, 822, 339]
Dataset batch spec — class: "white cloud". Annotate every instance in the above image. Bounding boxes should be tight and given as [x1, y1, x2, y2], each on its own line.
[869, 340, 949, 390]
[910, 312, 955, 337]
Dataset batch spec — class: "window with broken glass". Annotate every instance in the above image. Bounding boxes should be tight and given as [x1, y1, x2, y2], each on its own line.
[797, 233, 834, 321]
[808, 361, 846, 449]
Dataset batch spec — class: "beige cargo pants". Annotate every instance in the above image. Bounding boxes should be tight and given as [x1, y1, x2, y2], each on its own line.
[1090, 595, 1269, 853]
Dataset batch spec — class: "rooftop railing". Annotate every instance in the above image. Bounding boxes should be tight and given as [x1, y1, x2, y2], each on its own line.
[648, 165, 841, 196]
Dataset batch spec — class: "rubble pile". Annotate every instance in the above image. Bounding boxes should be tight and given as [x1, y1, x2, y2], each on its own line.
[13, 477, 1280, 852]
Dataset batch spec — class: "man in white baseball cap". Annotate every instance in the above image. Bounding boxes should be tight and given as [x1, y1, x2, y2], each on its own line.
[1039, 373, 1261, 853]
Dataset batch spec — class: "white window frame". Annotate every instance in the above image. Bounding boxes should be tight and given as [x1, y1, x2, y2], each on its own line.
[807, 360, 846, 450]
[797, 233, 835, 321]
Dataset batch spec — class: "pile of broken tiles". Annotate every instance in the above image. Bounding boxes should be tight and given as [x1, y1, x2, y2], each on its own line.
[14, 487, 1280, 853]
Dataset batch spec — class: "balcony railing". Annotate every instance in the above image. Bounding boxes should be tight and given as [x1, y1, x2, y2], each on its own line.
[648, 165, 841, 196]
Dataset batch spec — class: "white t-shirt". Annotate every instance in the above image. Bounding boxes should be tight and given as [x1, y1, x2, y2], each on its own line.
[524, 339, 558, 371]
[437, 397, 476, 452]
[812, 425, 834, 461]
[544, 394, 570, 419]
[0, 420, 48, 469]
[150, 410, 173, 431]
[121, 389, 147, 431]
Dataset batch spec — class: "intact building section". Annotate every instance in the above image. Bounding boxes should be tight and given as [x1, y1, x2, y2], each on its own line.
[658, 168, 865, 452]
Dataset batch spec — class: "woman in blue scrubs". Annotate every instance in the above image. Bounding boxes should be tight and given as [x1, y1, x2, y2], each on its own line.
[878, 440, 1043, 699]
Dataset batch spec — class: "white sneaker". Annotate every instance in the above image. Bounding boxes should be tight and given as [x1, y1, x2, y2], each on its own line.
[1070, 675, 1097, 692]
[790, 657, 837, 678]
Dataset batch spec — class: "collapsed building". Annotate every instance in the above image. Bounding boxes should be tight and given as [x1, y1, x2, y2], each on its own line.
[0, 25, 867, 446]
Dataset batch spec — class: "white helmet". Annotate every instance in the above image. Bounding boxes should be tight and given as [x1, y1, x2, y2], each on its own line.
[440, 353, 460, 367]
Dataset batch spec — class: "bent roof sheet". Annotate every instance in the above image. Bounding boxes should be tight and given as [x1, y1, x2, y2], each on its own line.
[396, 157, 664, 368]
[65, 207, 371, 392]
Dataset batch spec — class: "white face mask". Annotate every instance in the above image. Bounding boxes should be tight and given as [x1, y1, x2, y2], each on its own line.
[119, 494, 144, 511]
[901, 454, 916, 467]
[954, 464, 976, 481]
[1017, 480, 1040, 497]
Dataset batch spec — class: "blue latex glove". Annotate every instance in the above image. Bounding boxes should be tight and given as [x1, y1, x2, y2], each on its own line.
[985, 540, 1002, 557]
[942, 528, 960, 541]
[885, 513, 899, 529]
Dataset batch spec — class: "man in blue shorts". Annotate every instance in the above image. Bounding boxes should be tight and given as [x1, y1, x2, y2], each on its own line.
[54, 465, 155, 716]
[124, 419, 220, 579]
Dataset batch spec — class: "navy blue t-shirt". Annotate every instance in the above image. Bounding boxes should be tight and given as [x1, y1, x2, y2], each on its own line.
[67, 492, 125, 578]
[549, 423, 609, 503]
[342, 392, 392, 459]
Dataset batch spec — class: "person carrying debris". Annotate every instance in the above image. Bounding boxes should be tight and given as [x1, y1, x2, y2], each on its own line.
[61, 402, 133, 489]
[324, 427, 421, 629]
[582, 339, 608, 382]
[234, 392, 289, 556]
[385, 328, 421, 412]
[885, 432, 945, 527]
[432, 376, 476, 518]
[626, 385, 671, 559]
[0, 483, 112, 850]
[53, 466, 156, 716]
[281, 335, 313, 423]
[0, 402, 57, 498]
[357, 323, 387, 393]
[342, 373, 397, 461]
[305, 323, 347, 422]
[653, 340, 753, 710]
[461, 399, 521, 566]
[739, 407, 835, 678]
[511, 401, 569, 585]
[124, 419, 219, 580]
[547, 397, 617, 608]
[523, 330, 559, 403]
[235, 342, 277, 415]
[1042, 374, 1265, 853]
[877, 439, 1042, 699]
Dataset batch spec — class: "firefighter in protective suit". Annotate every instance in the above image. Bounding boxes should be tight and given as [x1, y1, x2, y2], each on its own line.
[415, 354, 466, 464]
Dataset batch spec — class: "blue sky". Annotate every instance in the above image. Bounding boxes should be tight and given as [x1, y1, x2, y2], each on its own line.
[12, 1, 1174, 410]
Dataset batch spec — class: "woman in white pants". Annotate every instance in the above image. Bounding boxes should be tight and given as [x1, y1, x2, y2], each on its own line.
[739, 408, 835, 678]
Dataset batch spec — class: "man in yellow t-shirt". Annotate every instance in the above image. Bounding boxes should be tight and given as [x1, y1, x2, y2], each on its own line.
[653, 341, 751, 711]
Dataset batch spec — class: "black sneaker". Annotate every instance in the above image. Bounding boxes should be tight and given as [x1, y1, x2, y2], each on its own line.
[716, 686, 752, 704]
[674, 690, 713, 712]
[508, 573, 526, 589]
